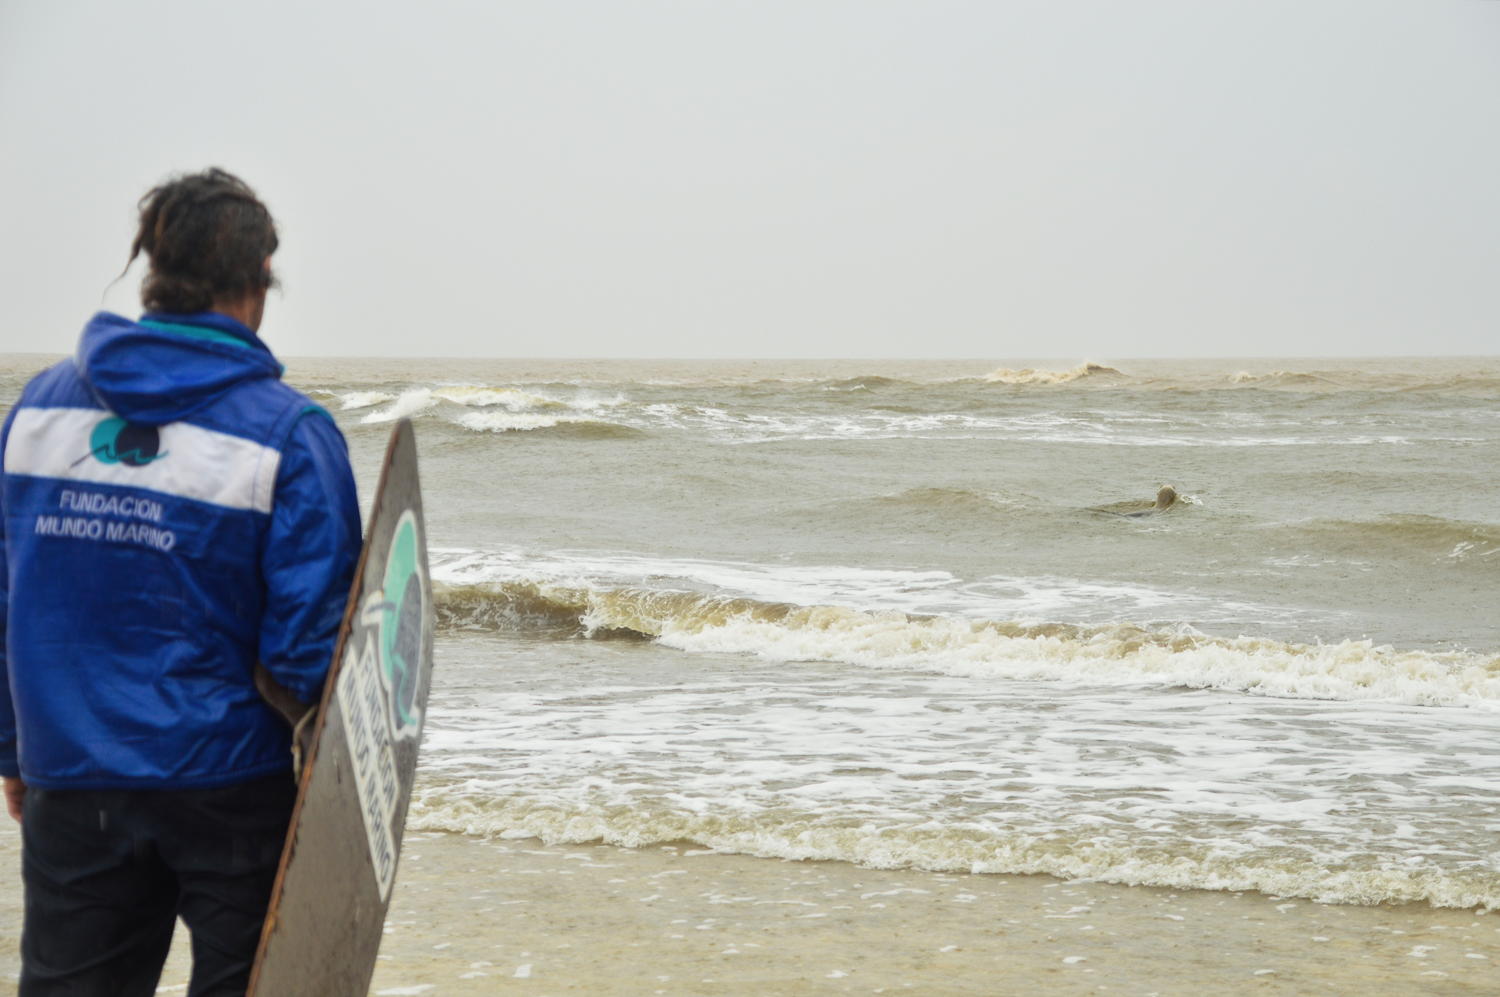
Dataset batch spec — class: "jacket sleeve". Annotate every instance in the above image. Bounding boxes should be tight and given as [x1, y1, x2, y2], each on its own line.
[0, 407, 19, 777]
[258, 408, 362, 704]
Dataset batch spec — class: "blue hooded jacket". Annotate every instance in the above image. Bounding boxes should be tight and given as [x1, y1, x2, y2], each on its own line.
[0, 311, 361, 789]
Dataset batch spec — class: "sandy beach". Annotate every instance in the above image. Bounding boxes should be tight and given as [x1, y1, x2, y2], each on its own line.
[3, 825, 1496, 994]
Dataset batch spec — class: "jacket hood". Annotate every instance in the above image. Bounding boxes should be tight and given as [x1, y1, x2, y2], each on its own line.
[76, 311, 284, 425]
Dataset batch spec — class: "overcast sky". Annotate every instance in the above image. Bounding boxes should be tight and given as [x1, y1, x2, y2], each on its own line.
[2, 0, 1496, 358]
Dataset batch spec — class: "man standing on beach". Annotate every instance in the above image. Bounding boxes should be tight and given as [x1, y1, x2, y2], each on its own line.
[0, 168, 361, 995]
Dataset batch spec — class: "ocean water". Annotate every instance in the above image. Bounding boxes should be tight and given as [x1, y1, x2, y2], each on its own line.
[4, 355, 1498, 912]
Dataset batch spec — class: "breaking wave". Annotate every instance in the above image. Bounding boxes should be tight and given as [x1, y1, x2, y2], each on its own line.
[966, 362, 1500, 393]
[1227, 370, 1342, 388]
[1217, 366, 1500, 393]
[330, 385, 637, 435]
[823, 375, 901, 391]
[983, 362, 1123, 385]
[434, 581, 1500, 709]
[407, 791, 1500, 910]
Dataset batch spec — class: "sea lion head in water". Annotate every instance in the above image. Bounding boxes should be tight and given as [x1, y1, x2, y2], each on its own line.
[1094, 485, 1185, 518]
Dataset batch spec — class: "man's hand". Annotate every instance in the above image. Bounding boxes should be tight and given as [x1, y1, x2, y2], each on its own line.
[3, 776, 25, 822]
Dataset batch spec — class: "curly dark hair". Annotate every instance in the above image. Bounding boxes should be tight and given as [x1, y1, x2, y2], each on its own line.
[126, 168, 279, 314]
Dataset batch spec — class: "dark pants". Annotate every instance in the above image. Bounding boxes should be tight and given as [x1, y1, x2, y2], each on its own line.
[20, 773, 297, 997]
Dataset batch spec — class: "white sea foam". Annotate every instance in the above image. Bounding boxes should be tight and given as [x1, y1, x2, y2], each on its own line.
[339, 390, 397, 409]
[360, 388, 442, 424]
[407, 651, 1500, 910]
[353, 384, 626, 428]
[332, 380, 1483, 445]
[407, 794, 1497, 909]
[452, 411, 600, 433]
[649, 612, 1500, 710]
[615, 403, 1461, 446]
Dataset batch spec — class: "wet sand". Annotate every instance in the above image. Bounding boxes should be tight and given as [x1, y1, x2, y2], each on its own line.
[3, 826, 1496, 994]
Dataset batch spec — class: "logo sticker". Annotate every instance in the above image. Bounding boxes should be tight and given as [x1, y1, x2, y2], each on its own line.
[338, 504, 429, 899]
[359, 509, 427, 739]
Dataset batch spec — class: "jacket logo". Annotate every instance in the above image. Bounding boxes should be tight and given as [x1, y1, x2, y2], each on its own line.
[78, 417, 168, 467]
